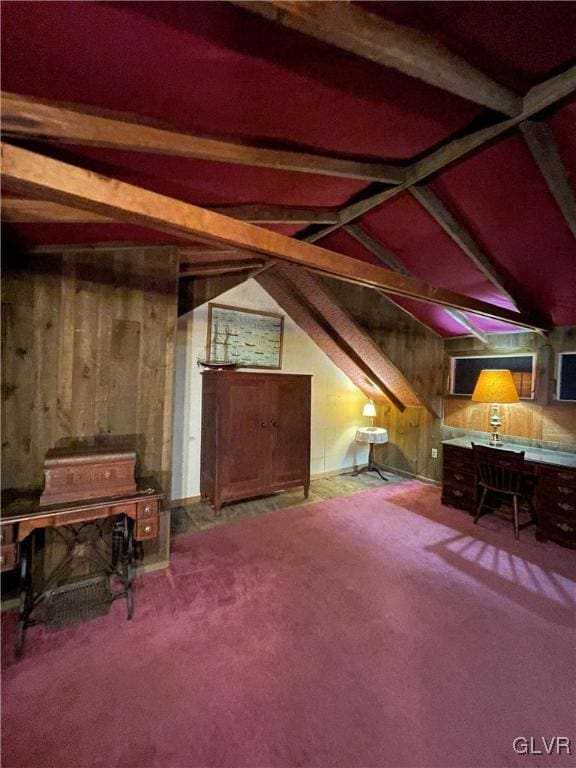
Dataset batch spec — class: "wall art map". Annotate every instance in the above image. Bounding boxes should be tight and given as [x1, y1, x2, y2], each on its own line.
[207, 303, 284, 369]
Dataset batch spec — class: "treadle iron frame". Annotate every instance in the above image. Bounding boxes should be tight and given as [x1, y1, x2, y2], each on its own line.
[16, 515, 135, 656]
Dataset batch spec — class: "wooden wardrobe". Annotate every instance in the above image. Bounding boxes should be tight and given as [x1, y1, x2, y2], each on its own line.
[200, 371, 311, 514]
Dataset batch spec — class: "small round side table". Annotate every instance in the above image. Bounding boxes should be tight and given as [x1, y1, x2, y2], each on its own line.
[352, 427, 389, 481]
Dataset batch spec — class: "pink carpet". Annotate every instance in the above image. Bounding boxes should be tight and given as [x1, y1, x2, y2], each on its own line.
[2, 481, 575, 768]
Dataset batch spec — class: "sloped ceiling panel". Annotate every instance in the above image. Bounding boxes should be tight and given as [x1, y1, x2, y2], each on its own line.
[430, 131, 576, 327]
[314, 229, 467, 336]
[0, 1, 480, 159]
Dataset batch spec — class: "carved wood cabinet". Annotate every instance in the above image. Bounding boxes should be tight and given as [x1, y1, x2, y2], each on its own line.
[200, 371, 311, 514]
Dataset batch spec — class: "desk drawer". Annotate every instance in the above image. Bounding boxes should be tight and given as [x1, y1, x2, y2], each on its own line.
[537, 516, 576, 547]
[539, 480, 576, 503]
[441, 484, 476, 511]
[135, 516, 158, 540]
[0, 524, 17, 545]
[443, 467, 475, 489]
[0, 543, 18, 571]
[539, 466, 576, 488]
[137, 500, 159, 519]
[443, 446, 473, 472]
[537, 496, 576, 523]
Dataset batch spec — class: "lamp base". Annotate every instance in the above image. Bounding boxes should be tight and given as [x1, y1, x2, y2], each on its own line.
[488, 403, 503, 447]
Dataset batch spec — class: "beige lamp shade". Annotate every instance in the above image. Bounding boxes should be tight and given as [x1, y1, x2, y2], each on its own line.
[471, 369, 520, 403]
[362, 400, 377, 418]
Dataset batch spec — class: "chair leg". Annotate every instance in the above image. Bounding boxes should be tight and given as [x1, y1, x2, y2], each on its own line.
[512, 496, 520, 540]
[474, 486, 487, 525]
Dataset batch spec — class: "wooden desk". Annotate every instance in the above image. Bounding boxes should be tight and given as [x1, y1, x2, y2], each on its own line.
[1, 481, 164, 656]
[441, 439, 576, 548]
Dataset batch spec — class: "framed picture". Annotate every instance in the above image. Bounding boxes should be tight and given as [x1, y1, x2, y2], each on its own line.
[206, 303, 284, 369]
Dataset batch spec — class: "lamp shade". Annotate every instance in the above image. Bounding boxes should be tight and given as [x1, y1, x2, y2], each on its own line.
[471, 369, 520, 403]
[362, 400, 377, 418]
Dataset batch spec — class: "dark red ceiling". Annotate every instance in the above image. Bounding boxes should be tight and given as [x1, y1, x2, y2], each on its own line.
[1, 1, 576, 334]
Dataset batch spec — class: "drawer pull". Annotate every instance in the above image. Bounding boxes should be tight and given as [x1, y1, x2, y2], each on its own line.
[557, 486, 574, 495]
[557, 502, 574, 512]
[144, 525, 152, 534]
[144, 507, 150, 515]
[452, 489, 464, 498]
[454, 473, 465, 481]
[557, 472, 573, 481]
[556, 521, 574, 533]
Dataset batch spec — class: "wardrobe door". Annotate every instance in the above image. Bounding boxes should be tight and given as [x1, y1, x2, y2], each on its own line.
[218, 375, 271, 500]
[268, 376, 311, 486]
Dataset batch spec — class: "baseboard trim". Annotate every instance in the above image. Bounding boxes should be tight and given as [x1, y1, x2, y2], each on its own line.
[137, 559, 169, 575]
[170, 465, 440, 507]
[311, 464, 359, 480]
[1, 597, 18, 612]
[377, 463, 441, 486]
[170, 494, 202, 507]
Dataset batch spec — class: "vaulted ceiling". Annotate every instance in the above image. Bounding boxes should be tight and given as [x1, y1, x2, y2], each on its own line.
[2, 1, 575, 336]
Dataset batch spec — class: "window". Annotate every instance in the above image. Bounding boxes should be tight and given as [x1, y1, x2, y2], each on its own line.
[557, 352, 576, 402]
[450, 354, 535, 399]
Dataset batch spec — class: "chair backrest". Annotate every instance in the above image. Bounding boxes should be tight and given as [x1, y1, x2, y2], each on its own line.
[472, 443, 525, 494]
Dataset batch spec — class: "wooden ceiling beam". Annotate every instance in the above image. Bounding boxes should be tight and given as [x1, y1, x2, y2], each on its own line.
[520, 120, 576, 239]
[234, 1, 521, 115]
[442, 309, 488, 345]
[0, 142, 549, 331]
[0, 91, 404, 184]
[1, 197, 341, 225]
[409, 185, 526, 310]
[305, 66, 576, 243]
[256, 267, 399, 408]
[1, 197, 113, 223]
[345, 223, 487, 344]
[344, 224, 410, 276]
[273, 261, 438, 414]
[208, 204, 340, 223]
[179, 259, 266, 277]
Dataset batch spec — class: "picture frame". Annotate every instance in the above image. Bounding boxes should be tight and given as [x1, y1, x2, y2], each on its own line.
[206, 303, 284, 370]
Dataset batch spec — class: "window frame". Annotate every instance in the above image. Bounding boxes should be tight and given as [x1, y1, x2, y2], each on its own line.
[556, 350, 576, 402]
[448, 352, 537, 400]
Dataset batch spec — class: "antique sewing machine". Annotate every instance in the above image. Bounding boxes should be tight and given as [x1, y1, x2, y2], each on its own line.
[1, 448, 164, 656]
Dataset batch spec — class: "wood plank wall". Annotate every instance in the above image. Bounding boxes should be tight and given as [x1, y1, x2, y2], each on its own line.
[1, 247, 179, 567]
[443, 328, 576, 451]
[324, 279, 445, 481]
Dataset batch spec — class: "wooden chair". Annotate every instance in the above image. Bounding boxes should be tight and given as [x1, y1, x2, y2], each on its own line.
[472, 443, 536, 540]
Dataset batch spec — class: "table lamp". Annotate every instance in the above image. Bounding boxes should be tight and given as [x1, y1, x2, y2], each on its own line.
[362, 399, 377, 428]
[471, 369, 519, 447]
